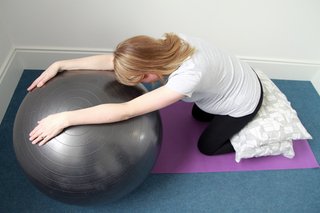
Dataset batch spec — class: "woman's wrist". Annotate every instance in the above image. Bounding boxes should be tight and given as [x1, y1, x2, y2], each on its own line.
[61, 111, 73, 128]
[53, 61, 63, 72]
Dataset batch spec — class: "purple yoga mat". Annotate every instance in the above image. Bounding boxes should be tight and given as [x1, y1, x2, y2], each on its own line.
[152, 101, 319, 173]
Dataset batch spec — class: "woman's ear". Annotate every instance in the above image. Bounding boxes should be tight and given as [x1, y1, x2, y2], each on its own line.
[141, 73, 160, 83]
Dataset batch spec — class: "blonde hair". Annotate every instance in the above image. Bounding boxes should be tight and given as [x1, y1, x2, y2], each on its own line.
[113, 33, 195, 85]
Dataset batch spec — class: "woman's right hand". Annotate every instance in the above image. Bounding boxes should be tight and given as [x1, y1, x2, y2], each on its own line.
[27, 62, 61, 91]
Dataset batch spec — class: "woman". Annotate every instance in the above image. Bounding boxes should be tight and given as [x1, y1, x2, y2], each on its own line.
[28, 33, 263, 155]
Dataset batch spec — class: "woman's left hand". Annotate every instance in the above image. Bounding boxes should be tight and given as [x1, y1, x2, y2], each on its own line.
[29, 112, 70, 146]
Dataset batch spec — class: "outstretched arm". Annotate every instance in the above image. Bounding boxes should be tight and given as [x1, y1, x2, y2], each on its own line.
[57, 54, 114, 71]
[29, 86, 184, 146]
[27, 54, 114, 91]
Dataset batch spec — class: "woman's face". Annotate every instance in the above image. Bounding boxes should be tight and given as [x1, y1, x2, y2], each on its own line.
[141, 73, 161, 83]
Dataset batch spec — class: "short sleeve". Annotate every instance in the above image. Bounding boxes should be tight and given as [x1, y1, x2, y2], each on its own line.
[165, 60, 201, 97]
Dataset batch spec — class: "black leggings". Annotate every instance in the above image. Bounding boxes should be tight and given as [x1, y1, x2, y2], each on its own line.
[192, 80, 263, 156]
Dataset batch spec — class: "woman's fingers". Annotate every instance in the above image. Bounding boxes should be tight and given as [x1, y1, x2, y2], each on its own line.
[31, 134, 51, 146]
[31, 135, 44, 145]
[27, 74, 47, 91]
[27, 78, 41, 91]
[27, 64, 59, 91]
[29, 124, 51, 146]
[29, 121, 42, 139]
[38, 135, 53, 146]
[29, 113, 67, 146]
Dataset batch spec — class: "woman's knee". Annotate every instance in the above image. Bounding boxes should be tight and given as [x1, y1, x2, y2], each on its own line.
[197, 138, 234, 156]
[197, 139, 216, 155]
[197, 135, 223, 155]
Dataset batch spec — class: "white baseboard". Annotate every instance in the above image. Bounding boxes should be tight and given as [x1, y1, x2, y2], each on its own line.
[311, 71, 320, 95]
[241, 57, 320, 81]
[0, 48, 24, 125]
[15, 47, 113, 70]
[1, 47, 319, 124]
[242, 57, 320, 95]
[0, 47, 114, 124]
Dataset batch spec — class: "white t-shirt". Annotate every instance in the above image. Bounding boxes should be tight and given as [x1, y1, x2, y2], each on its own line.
[165, 34, 261, 117]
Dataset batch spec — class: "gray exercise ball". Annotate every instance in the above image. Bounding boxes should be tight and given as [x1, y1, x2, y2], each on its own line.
[13, 70, 162, 205]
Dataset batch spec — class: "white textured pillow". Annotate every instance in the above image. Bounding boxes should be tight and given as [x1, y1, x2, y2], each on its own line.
[231, 70, 312, 162]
